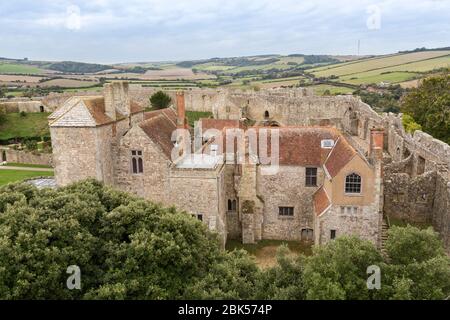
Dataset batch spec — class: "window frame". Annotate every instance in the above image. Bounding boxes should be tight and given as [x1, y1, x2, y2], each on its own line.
[330, 229, 337, 240]
[305, 167, 318, 187]
[131, 150, 144, 175]
[344, 172, 362, 195]
[279, 206, 294, 217]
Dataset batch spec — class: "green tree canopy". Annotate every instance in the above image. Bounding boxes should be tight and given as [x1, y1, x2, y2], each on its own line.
[149, 91, 172, 110]
[0, 180, 249, 300]
[401, 74, 450, 144]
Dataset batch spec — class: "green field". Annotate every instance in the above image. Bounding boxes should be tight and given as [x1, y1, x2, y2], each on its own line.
[310, 51, 450, 77]
[5, 163, 53, 169]
[0, 169, 54, 186]
[307, 51, 450, 86]
[186, 111, 213, 127]
[0, 63, 45, 74]
[0, 112, 50, 141]
[310, 84, 355, 95]
[338, 71, 419, 85]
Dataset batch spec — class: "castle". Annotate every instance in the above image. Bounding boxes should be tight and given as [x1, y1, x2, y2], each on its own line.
[48, 82, 450, 251]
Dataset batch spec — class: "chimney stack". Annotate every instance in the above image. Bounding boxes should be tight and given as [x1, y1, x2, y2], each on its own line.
[104, 82, 131, 121]
[176, 91, 187, 129]
[369, 127, 384, 162]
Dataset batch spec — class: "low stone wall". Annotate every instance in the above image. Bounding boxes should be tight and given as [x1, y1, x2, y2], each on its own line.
[0, 100, 51, 113]
[2, 148, 53, 166]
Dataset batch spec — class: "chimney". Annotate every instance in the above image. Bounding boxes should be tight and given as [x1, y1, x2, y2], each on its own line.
[176, 91, 186, 129]
[104, 82, 131, 121]
[369, 127, 384, 162]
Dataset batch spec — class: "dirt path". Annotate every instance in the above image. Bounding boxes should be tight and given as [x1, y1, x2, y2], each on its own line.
[0, 166, 54, 172]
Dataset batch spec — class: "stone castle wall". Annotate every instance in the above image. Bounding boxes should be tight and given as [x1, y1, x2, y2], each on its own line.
[1, 148, 53, 166]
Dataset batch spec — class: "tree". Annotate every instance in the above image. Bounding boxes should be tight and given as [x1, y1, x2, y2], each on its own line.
[402, 114, 422, 133]
[254, 246, 307, 300]
[149, 91, 172, 110]
[401, 74, 450, 144]
[303, 237, 384, 300]
[0, 180, 241, 300]
[380, 226, 450, 300]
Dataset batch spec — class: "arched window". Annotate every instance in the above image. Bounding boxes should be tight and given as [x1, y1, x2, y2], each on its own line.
[345, 173, 361, 194]
[228, 199, 237, 212]
[264, 110, 270, 119]
[131, 150, 143, 174]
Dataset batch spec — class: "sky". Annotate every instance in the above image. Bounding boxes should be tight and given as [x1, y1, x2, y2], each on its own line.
[0, 0, 449, 63]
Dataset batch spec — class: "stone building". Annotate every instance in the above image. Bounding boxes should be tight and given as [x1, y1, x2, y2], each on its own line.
[49, 81, 386, 248]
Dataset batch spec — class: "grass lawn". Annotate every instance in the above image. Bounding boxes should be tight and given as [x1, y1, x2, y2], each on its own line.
[4, 162, 53, 169]
[226, 239, 312, 269]
[0, 112, 50, 141]
[0, 169, 54, 186]
[186, 111, 213, 127]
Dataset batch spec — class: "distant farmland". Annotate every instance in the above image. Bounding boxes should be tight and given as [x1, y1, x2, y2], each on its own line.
[0, 63, 46, 75]
[308, 51, 450, 86]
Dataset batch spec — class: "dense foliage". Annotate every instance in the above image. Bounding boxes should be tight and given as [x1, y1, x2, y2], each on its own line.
[149, 91, 172, 110]
[401, 74, 450, 144]
[46, 61, 112, 73]
[0, 180, 449, 300]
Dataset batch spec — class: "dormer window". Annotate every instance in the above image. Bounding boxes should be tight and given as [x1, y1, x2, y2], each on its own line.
[345, 173, 361, 194]
[321, 139, 335, 149]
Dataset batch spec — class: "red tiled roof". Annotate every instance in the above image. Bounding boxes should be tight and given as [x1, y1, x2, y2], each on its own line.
[82, 97, 143, 126]
[324, 137, 357, 178]
[83, 97, 114, 125]
[201, 119, 242, 131]
[144, 108, 177, 126]
[139, 114, 176, 158]
[130, 101, 144, 114]
[314, 187, 330, 216]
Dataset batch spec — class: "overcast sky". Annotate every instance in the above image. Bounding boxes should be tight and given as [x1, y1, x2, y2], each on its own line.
[0, 0, 449, 63]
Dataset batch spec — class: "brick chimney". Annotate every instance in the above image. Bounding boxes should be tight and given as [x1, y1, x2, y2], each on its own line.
[176, 91, 187, 129]
[104, 81, 131, 121]
[369, 127, 384, 162]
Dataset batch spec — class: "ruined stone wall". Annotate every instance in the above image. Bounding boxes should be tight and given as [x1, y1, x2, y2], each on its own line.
[0, 100, 50, 113]
[224, 164, 241, 239]
[1, 148, 52, 166]
[257, 165, 324, 241]
[382, 113, 450, 252]
[433, 172, 450, 253]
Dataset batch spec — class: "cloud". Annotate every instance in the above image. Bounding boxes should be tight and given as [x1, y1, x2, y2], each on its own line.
[0, 0, 448, 62]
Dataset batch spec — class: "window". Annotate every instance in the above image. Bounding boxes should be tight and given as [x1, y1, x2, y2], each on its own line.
[228, 199, 237, 212]
[306, 168, 318, 186]
[39, 105, 45, 113]
[192, 214, 203, 221]
[264, 110, 270, 119]
[279, 207, 294, 217]
[131, 150, 143, 174]
[330, 230, 337, 240]
[301, 229, 314, 241]
[345, 173, 361, 194]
